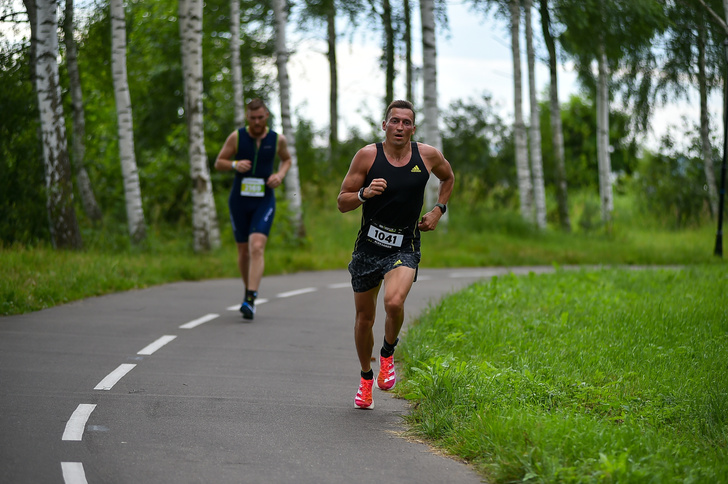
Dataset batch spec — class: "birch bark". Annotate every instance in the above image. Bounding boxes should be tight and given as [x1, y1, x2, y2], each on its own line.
[273, 0, 306, 238]
[510, 0, 532, 221]
[230, 0, 244, 127]
[420, 0, 447, 225]
[31, 0, 82, 248]
[524, 0, 546, 229]
[179, 0, 221, 251]
[596, 44, 613, 225]
[111, 0, 146, 243]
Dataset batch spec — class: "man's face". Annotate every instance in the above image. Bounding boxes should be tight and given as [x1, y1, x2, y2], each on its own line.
[382, 108, 416, 147]
[246, 107, 269, 137]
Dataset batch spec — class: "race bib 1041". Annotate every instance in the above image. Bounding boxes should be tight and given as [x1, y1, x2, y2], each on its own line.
[240, 177, 265, 197]
[367, 223, 404, 248]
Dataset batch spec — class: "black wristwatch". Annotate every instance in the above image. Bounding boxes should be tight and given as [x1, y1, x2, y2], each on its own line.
[435, 203, 447, 214]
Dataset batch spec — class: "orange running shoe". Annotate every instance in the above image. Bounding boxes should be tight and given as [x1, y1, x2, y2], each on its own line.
[354, 377, 374, 409]
[377, 354, 396, 391]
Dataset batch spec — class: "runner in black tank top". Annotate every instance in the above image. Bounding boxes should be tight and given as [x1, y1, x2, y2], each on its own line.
[337, 100, 455, 410]
[354, 142, 429, 255]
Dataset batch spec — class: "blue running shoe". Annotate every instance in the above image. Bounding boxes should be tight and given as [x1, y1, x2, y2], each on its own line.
[240, 301, 255, 320]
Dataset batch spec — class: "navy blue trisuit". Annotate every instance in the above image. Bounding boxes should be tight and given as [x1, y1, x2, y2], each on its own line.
[228, 127, 279, 243]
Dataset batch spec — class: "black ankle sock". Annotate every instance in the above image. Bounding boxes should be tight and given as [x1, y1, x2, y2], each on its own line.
[245, 290, 258, 304]
[361, 369, 374, 380]
[380, 337, 399, 358]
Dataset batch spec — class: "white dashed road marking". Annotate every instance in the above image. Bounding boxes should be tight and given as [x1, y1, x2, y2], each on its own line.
[137, 335, 177, 356]
[94, 363, 136, 391]
[61, 462, 88, 484]
[277, 287, 317, 298]
[62, 404, 97, 441]
[179, 313, 219, 329]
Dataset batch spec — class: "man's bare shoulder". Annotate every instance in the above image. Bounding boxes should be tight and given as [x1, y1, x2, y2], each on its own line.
[356, 143, 378, 156]
[416, 142, 443, 159]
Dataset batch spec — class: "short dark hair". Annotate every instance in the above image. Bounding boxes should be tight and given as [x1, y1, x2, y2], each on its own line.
[385, 100, 415, 124]
[246, 98, 268, 112]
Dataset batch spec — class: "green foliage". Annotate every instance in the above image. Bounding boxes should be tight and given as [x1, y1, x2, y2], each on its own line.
[0, 44, 47, 244]
[633, 127, 716, 228]
[398, 266, 728, 482]
[540, 95, 639, 191]
[441, 94, 516, 205]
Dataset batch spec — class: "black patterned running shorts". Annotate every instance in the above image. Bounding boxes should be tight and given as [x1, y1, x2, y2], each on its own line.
[348, 250, 420, 293]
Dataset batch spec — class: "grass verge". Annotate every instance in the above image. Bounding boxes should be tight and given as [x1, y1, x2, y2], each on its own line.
[397, 265, 728, 482]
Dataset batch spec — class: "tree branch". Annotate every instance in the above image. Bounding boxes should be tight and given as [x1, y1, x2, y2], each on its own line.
[0, 11, 29, 23]
[691, 0, 728, 35]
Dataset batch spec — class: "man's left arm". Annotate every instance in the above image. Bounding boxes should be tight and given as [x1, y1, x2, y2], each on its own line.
[418, 147, 454, 232]
[268, 133, 292, 188]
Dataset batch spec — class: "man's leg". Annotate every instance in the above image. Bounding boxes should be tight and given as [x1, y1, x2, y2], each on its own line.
[382, 266, 416, 346]
[377, 266, 416, 390]
[353, 284, 381, 373]
[246, 233, 268, 292]
[236, 242, 250, 288]
[353, 284, 380, 409]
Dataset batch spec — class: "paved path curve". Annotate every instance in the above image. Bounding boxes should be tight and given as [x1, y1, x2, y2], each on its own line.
[0, 267, 555, 483]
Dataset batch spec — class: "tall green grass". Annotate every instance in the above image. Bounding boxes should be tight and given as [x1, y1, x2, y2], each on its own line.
[397, 266, 728, 482]
[1, 190, 724, 316]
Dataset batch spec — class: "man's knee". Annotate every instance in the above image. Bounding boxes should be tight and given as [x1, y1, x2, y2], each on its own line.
[384, 295, 406, 317]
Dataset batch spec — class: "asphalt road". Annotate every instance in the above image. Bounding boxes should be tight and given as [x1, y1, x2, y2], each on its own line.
[0, 267, 554, 484]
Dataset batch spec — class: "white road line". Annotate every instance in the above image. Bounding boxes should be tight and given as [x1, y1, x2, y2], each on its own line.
[327, 283, 350, 289]
[62, 404, 97, 441]
[137, 335, 177, 356]
[179, 313, 219, 329]
[226, 298, 268, 311]
[61, 462, 88, 484]
[94, 363, 136, 391]
[277, 287, 317, 298]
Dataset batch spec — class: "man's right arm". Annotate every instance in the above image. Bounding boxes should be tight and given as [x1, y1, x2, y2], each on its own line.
[215, 131, 238, 171]
[337, 145, 380, 213]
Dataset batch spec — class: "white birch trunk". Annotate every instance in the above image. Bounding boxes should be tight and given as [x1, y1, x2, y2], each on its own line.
[596, 45, 613, 224]
[419, 0, 447, 225]
[273, 0, 306, 238]
[539, 0, 570, 230]
[230, 0, 245, 127]
[64, 0, 102, 222]
[179, 0, 221, 251]
[111, 0, 146, 243]
[33, 0, 82, 249]
[327, 0, 338, 156]
[510, 0, 532, 222]
[524, 0, 546, 229]
[698, 25, 719, 216]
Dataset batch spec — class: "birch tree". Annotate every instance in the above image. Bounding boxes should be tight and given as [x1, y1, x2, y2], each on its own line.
[524, 0, 546, 228]
[510, 0, 532, 221]
[326, 0, 338, 154]
[26, 0, 82, 249]
[110, 0, 146, 242]
[273, 0, 306, 238]
[420, 0, 447, 224]
[179, 0, 221, 251]
[63, 0, 102, 222]
[595, 42, 613, 224]
[539, 0, 570, 230]
[230, 0, 245, 127]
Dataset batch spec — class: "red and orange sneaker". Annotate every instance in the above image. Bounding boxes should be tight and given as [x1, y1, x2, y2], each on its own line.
[377, 354, 396, 391]
[354, 377, 374, 409]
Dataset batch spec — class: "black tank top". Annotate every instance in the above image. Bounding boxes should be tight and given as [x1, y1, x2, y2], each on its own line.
[354, 142, 429, 254]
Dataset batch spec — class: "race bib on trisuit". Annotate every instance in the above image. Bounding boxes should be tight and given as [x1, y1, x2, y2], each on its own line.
[367, 222, 404, 248]
[240, 177, 265, 197]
